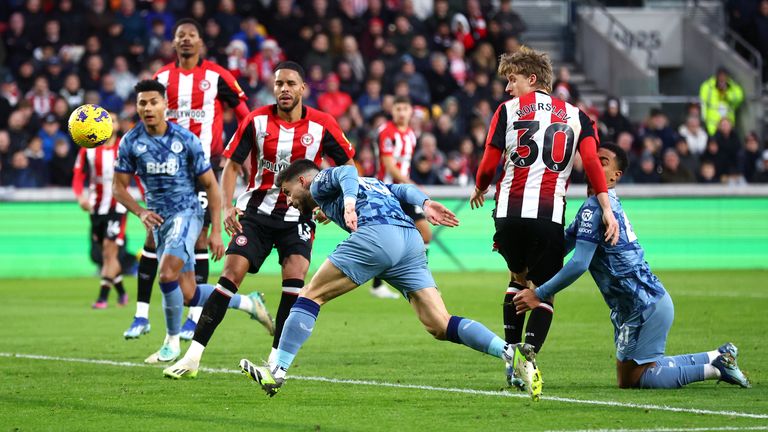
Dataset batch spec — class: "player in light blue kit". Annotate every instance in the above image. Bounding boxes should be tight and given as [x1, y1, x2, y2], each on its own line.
[114, 80, 270, 366]
[514, 143, 750, 389]
[238, 159, 544, 400]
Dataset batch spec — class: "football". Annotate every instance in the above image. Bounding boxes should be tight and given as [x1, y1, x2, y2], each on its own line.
[67, 104, 113, 148]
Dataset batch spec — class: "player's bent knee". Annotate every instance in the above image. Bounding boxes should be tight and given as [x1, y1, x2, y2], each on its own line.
[158, 268, 180, 283]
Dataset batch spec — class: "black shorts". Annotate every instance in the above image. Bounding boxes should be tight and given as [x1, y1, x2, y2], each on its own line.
[197, 155, 224, 227]
[400, 199, 426, 222]
[493, 217, 564, 287]
[227, 213, 316, 273]
[91, 213, 127, 246]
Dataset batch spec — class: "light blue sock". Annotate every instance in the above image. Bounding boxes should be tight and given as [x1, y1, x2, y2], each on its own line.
[275, 297, 320, 370]
[192, 284, 242, 308]
[659, 352, 710, 367]
[159, 281, 183, 336]
[446, 316, 507, 359]
[638, 364, 706, 389]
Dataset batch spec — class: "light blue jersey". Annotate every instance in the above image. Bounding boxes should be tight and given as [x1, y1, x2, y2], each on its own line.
[311, 165, 435, 294]
[310, 165, 428, 232]
[564, 190, 667, 322]
[535, 189, 671, 363]
[115, 121, 211, 219]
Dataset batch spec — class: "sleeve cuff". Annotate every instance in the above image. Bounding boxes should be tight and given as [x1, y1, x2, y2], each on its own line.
[344, 196, 356, 205]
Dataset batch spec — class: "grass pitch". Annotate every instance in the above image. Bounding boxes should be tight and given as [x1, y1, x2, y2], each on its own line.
[1, 270, 766, 431]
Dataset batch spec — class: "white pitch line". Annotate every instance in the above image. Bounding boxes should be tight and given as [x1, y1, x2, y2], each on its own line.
[544, 428, 768, 432]
[1, 352, 766, 420]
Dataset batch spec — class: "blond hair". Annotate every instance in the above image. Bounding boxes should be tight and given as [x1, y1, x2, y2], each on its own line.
[497, 46, 553, 93]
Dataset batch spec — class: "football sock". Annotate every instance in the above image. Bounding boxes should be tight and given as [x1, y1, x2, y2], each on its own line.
[273, 279, 302, 350]
[190, 283, 246, 310]
[135, 302, 149, 319]
[194, 248, 209, 284]
[659, 352, 711, 367]
[707, 350, 720, 363]
[192, 277, 238, 347]
[186, 340, 205, 363]
[113, 275, 126, 296]
[446, 315, 507, 359]
[187, 306, 202, 323]
[524, 298, 554, 353]
[159, 280, 183, 336]
[503, 281, 527, 344]
[275, 297, 320, 371]
[638, 364, 706, 388]
[137, 247, 158, 305]
[98, 277, 112, 301]
[372, 277, 383, 288]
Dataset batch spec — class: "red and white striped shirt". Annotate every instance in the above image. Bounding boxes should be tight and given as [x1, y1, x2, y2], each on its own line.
[476, 91, 607, 224]
[223, 105, 355, 222]
[154, 59, 247, 160]
[72, 141, 127, 215]
[376, 121, 416, 183]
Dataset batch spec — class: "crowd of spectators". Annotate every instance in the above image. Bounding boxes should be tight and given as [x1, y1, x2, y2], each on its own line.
[1, 0, 767, 190]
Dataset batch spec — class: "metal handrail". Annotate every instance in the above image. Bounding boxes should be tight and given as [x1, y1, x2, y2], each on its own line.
[575, 0, 656, 70]
[686, 1, 763, 82]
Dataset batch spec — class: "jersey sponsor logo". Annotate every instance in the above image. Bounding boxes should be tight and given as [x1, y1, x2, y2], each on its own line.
[136, 144, 147, 153]
[235, 235, 248, 246]
[171, 141, 183, 153]
[146, 156, 179, 175]
[166, 109, 207, 120]
[582, 208, 594, 222]
[300, 133, 314, 147]
[263, 148, 293, 173]
[198, 79, 211, 91]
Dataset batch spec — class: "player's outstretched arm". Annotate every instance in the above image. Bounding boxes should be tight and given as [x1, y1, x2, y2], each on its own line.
[513, 239, 597, 314]
[221, 158, 244, 236]
[423, 200, 459, 227]
[199, 169, 225, 261]
[112, 172, 163, 229]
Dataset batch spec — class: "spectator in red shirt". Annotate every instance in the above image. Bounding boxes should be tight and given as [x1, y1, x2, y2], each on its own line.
[317, 73, 353, 118]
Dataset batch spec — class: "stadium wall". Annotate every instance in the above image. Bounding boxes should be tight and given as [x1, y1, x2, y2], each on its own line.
[1, 186, 766, 278]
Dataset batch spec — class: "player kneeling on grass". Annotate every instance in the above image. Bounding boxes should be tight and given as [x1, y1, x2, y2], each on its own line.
[236, 160, 543, 401]
[514, 144, 750, 389]
[113, 80, 271, 364]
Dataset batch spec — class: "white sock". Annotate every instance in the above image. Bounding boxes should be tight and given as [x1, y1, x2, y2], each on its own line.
[268, 347, 278, 368]
[165, 334, 180, 351]
[704, 364, 720, 380]
[273, 366, 287, 379]
[187, 306, 203, 322]
[238, 295, 254, 313]
[186, 340, 205, 363]
[135, 302, 149, 319]
[707, 350, 720, 363]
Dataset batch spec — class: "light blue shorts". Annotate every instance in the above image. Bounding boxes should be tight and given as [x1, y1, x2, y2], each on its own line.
[153, 209, 203, 273]
[328, 224, 435, 297]
[614, 292, 674, 364]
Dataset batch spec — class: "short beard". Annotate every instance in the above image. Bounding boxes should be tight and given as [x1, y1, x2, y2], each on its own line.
[277, 98, 300, 113]
[179, 51, 195, 60]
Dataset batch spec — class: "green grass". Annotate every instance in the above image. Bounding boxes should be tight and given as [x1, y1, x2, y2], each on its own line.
[1, 271, 766, 431]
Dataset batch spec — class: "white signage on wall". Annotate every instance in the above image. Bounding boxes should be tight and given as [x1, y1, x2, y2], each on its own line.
[607, 9, 684, 67]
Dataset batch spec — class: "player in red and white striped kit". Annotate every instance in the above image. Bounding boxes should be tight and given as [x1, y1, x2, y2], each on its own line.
[124, 18, 251, 340]
[165, 62, 356, 377]
[470, 47, 619, 389]
[370, 96, 432, 299]
[72, 113, 128, 310]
